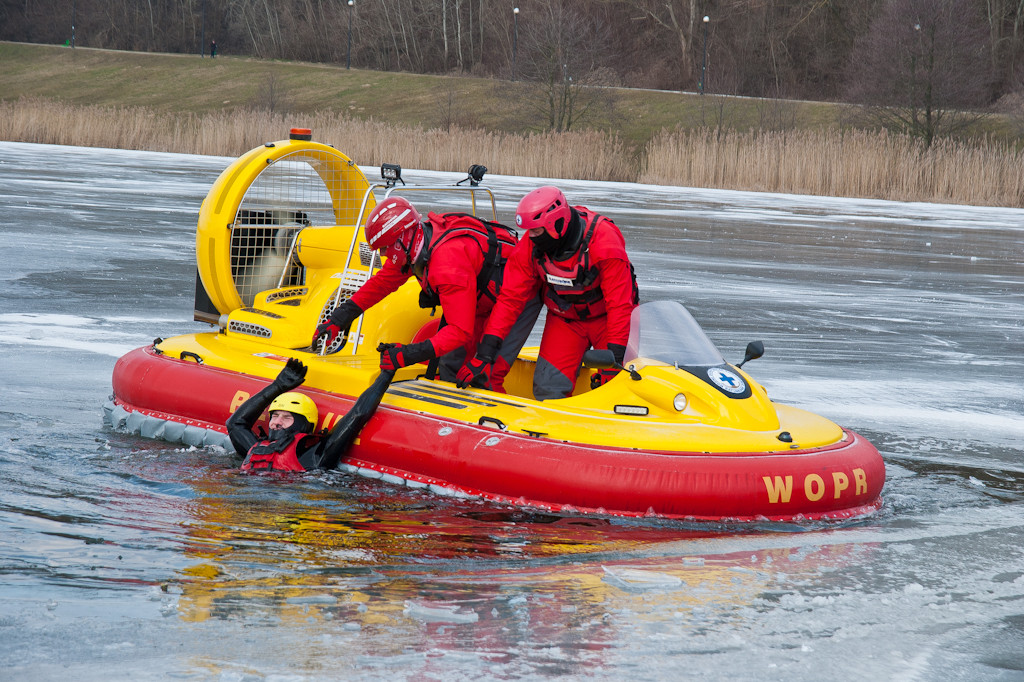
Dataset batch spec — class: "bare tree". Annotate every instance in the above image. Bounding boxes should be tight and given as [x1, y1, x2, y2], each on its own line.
[4, 0, 1021, 111]
[613, 0, 699, 90]
[984, 0, 1024, 89]
[226, 0, 285, 59]
[250, 70, 291, 112]
[845, 0, 993, 145]
[515, 0, 615, 131]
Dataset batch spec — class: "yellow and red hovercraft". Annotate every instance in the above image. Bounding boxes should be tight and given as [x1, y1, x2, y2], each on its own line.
[107, 129, 885, 522]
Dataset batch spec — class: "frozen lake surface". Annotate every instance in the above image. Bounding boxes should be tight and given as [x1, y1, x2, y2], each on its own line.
[1, 140, 1023, 680]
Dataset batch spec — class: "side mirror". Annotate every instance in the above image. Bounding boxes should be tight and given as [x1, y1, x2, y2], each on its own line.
[582, 349, 616, 369]
[582, 349, 642, 380]
[737, 340, 765, 368]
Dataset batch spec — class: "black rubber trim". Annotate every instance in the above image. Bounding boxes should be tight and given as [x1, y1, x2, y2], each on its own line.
[386, 388, 468, 410]
[404, 380, 527, 408]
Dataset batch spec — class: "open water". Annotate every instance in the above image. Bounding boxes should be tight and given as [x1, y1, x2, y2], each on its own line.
[1, 140, 1023, 680]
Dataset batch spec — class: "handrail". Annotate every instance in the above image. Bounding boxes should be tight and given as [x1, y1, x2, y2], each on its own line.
[321, 183, 500, 357]
[383, 184, 498, 222]
[276, 229, 304, 289]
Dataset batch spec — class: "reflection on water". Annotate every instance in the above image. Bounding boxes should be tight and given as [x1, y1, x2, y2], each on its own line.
[140, 436, 875, 677]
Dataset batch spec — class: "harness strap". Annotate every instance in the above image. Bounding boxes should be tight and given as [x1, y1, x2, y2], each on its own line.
[539, 211, 601, 316]
[417, 214, 515, 307]
[423, 315, 446, 380]
[475, 226, 502, 303]
[539, 211, 638, 319]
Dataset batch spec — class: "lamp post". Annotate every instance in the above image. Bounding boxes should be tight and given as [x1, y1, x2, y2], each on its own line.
[71, 0, 76, 48]
[513, 7, 519, 81]
[346, 0, 354, 69]
[201, 0, 206, 57]
[913, 22, 921, 71]
[700, 15, 709, 95]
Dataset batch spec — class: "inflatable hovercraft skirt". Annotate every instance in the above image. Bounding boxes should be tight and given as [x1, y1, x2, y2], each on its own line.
[107, 129, 885, 522]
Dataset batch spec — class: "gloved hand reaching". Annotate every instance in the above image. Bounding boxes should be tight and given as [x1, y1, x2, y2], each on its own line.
[455, 334, 501, 389]
[312, 300, 363, 351]
[456, 356, 492, 389]
[274, 357, 308, 391]
[377, 341, 435, 372]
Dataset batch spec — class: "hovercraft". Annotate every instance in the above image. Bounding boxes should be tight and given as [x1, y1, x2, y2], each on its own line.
[107, 129, 885, 522]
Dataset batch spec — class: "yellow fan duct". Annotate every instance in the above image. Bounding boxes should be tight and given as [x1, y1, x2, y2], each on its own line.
[195, 130, 373, 317]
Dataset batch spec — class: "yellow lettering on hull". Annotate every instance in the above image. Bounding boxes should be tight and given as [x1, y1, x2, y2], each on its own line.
[804, 474, 825, 501]
[853, 468, 867, 495]
[762, 469, 870, 504]
[762, 475, 794, 503]
[229, 391, 250, 413]
[832, 472, 850, 498]
[320, 412, 345, 431]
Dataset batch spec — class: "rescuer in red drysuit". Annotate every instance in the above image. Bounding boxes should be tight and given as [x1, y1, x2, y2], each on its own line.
[457, 186, 639, 400]
[313, 196, 540, 391]
[227, 358, 383, 471]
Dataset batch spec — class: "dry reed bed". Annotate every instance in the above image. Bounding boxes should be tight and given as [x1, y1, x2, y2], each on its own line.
[0, 98, 634, 183]
[3, 98, 1021, 207]
[641, 128, 1024, 207]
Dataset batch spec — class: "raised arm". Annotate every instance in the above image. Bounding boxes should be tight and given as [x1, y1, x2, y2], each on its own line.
[226, 358, 307, 456]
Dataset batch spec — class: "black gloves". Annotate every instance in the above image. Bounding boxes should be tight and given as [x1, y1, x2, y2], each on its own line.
[456, 334, 501, 389]
[312, 300, 363, 350]
[608, 343, 626, 366]
[274, 357, 308, 391]
[377, 341, 435, 371]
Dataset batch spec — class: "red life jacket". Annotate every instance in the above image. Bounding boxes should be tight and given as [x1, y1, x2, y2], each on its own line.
[534, 208, 638, 320]
[242, 434, 313, 472]
[414, 212, 518, 309]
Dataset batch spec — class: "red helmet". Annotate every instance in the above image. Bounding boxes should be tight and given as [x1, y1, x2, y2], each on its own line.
[364, 196, 424, 268]
[515, 186, 572, 240]
[365, 196, 421, 250]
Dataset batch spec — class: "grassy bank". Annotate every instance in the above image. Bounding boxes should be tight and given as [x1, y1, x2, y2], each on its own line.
[2, 42, 1022, 206]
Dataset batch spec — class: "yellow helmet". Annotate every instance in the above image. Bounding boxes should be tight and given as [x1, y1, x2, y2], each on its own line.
[268, 392, 318, 431]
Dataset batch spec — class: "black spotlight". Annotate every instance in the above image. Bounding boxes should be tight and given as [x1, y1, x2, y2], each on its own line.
[458, 164, 488, 186]
[380, 163, 404, 187]
[469, 164, 487, 186]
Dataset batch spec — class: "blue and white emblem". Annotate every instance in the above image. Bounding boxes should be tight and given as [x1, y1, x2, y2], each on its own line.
[707, 367, 746, 394]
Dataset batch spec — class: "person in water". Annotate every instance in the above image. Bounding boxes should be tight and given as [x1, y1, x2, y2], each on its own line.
[313, 196, 540, 391]
[227, 357, 386, 471]
[457, 186, 639, 400]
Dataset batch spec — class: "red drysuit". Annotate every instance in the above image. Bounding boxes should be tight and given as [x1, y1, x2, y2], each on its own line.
[482, 207, 638, 399]
[350, 212, 529, 389]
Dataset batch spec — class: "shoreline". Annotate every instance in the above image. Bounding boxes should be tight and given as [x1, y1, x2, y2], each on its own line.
[3, 98, 1021, 207]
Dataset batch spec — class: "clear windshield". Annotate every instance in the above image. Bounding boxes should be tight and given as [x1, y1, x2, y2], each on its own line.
[625, 301, 726, 367]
